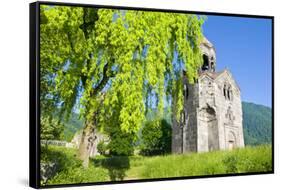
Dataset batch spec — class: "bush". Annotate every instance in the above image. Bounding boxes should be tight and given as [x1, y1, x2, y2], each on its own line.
[41, 116, 64, 140]
[140, 119, 171, 156]
[41, 146, 108, 185]
[97, 140, 108, 155]
[48, 164, 108, 184]
[107, 130, 135, 156]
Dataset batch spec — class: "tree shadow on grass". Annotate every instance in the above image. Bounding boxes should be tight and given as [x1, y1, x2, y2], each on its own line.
[93, 156, 130, 181]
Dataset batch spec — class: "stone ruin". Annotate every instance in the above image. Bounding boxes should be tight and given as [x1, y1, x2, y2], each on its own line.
[71, 130, 108, 157]
[172, 37, 244, 153]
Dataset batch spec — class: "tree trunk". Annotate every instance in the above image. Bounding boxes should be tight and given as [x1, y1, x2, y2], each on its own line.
[77, 120, 96, 168]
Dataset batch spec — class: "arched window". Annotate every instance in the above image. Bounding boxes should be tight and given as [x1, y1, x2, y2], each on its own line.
[223, 84, 232, 101]
[210, 57, 215, 71]
[184, 84, 189, 100]
[223, 84, 227, 99]
[227, 89, 230, 100]
[202, 54, 209, 71]
[227, 86, 232, 101]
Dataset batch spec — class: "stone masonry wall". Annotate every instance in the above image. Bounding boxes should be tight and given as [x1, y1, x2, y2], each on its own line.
[172, 70, 244, 154]
[215, 71, 244, 149]
[172, 37, 244, 154]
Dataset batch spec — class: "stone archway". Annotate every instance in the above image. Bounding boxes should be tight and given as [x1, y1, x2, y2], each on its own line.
[206, 106, 219, 151]
[198, 105, 219, 152]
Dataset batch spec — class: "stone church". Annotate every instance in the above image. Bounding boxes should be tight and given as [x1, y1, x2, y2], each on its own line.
[172, 37, 244, 154]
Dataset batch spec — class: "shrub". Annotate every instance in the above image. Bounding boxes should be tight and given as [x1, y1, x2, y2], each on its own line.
[140, 119, 171, 156]
[48, 164, 108, 184]
[41, 146, 108, 185]
[107, 130, 135, 156]
[97, 140, 108, 155]
[41, 116, 64, 140]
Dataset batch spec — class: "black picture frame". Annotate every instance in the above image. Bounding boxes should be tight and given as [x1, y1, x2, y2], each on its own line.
[30, 1, 274, 189]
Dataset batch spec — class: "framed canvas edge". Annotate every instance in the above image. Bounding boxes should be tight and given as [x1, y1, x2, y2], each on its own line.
[30, 1, 41, 189]
[29, 1, 275, 189]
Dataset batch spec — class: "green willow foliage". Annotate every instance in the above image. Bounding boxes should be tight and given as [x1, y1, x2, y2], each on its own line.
[41, 116, 64, 140]
[40, 6, 204, 141]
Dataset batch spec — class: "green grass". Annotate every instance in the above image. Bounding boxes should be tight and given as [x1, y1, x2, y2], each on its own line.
[41, 145, 272, 185]
[136, 145, 272, 178]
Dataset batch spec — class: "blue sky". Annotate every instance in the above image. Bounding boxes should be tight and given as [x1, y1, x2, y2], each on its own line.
[201, 15, 272, 107]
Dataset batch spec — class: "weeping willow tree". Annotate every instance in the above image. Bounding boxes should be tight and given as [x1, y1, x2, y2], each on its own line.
[40, 5, 204, 167]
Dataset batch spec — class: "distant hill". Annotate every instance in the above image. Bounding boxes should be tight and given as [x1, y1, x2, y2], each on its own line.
[242, 102, 272, 146]
[61, 112, 84, 142]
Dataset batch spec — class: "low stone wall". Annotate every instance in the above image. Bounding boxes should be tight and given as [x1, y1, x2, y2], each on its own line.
[41, 140, 76, 148]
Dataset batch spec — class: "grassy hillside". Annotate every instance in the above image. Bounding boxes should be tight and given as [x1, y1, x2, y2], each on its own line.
[242, 102, 272, 146]
[43, 145, 272, 185]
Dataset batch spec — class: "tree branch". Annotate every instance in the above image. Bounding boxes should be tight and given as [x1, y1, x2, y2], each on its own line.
[90, 60, 115, 97]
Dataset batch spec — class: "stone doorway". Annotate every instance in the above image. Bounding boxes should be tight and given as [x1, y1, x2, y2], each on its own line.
[206, 106, 219, 151]
[228, 141, 234, 150]
[228, 131, 236, 150]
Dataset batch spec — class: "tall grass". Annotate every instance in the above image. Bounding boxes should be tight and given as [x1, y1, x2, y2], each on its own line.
[41, 145, 272, 185]
[139, 145, 272, 178]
